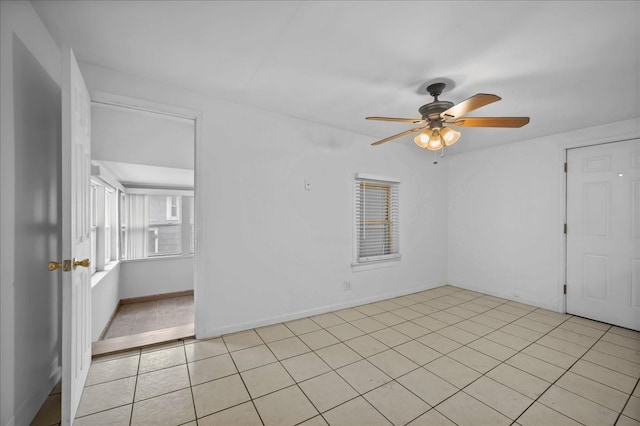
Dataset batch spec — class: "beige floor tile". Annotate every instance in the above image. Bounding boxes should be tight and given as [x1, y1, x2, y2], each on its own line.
[582, 349, 640, 378]
[456, 319, 494, 337]
[616, 415, 640, 426]
[518, 401, 582, 426]
[424, 356, 481, 388]
[447, 346, 500, 373]
[635, 385, 640, 398]
[485, 330, 531, 351]
[32, 393, 60, 426]
[467, 337, 517, 361]
[255, 323, 294, 343]
[624, 396, 640, 421]
[299, 415, 329, 426]
[74, 404, 132, 426]
[464, 376, 534, 419]
[368, 349, 419, 379]
[254, 385, 318, 426]
[473, 298, 504, 309]
[326, 322, 365, 341]
[417, 333, 461, 354]
[469, 313, 508, 330]
[323, 396, 392, 426]
[500, 323, 544, 342]
[334, 308, 367, 322]
[558, 320, 606, 339]
[298, 371, 358, 413]
[412, 316, 448, 331]
[188, 353, 237, 385]
[539, 385, 618, 426]
[345, 334, 389, 358]
[602, 332, 640, 351]
[512, 317, 556, 334]
[336, 359, 392, 393]
[229, 344, 277, 372]
[197, 401, 262, 426]
[351, 316, 387, 333]
[593, 341, 640, 364]
[184, 337, 227, 362]
[267, 336, 311, 360]
[443, 306, 477, 319]
[131, 388, 195, 426]
[506, 353, 566, 383]
[407, 408, 456, 426]
[504, 300, 537, 312]
[486, 363, 550, 399]
[135, 364, 190, 401]
[281, 352, 331, 382]
[393, 340, 441, 365]
[570, 359, 637, 393]
[522, 343, 577, 369]
[311, 312, 345, 328]
[459, 301, 491, 314]
[138, 346, 186, 374]
[192, 374, 250, 418]
[76, 376, 136, 418]
[495, 304, 530, 317]
[567, 316, 611, 331]
[374, 299, 403, 311]
[372, 312, 407, 327]
[222, 329, 263, 352]
[316, 342, 362, 369]
[285, 318, 321, 335]
[354, 303, 386, 316]
[364, 381, 430, 425]
[428, 311, 464, 326]
[370, 328, 412, 347]
[391, 296, 419, 307]
[548, 327, 598, 348]
[536, 335, 589, 357]
[299, 329, 340, 350]
[407, 304, 438, 315]
[397, 367, 457, 406]
[436, 326, 478, 345]
[556, 372, 629, 412]
[240, 362, 295, 398]
[610, 326, 640, 341]
[390, 307, 423, 321]
[139, 340, 184, 354]
[85, 355, 139, 386]
[391, 322, 430, 339]
[484, 308, 520, 323]
[436, 391, 511, 426]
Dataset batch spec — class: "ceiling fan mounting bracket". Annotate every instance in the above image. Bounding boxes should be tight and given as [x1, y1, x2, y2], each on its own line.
[426, 82, 446, 99]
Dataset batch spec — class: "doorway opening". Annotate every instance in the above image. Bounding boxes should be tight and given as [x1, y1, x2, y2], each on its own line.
[87, 95, 200, 355]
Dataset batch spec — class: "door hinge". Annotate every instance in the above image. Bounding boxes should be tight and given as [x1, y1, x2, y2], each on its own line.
[564, 162, 568, 173]
[563, 284, 567, 295]
[564, 223, 567, 234]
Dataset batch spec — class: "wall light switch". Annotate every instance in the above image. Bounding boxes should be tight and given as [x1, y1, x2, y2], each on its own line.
[304, 179, 311, 191]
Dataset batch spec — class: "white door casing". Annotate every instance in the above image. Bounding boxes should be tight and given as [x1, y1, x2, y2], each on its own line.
[566, 139, 640, 330]
[61, 47, 92, 425]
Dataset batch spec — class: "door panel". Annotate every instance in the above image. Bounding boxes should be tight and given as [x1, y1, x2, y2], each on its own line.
[61, 47, 92, 425]
[567, 139, 640, 330]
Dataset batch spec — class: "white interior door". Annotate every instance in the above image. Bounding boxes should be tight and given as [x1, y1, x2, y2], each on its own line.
[61, 47, 92, 425]
[566, 139, 640, 330]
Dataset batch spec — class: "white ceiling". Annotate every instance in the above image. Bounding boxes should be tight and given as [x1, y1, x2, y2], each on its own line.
[32, 1, 639, 154]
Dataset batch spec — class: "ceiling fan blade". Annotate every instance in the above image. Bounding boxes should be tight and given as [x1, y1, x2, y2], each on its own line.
[453, 117, 530, 128]
[441, 94, 501, 119]
[371, 126, 425, 146]
[366, 116, 425, 124]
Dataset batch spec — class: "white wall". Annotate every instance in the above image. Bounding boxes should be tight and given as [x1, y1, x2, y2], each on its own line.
[448, 118, 640, 312]
[119, 257, 194, 299]
[90, 265, 121, 341]
[78, 63, 449, 339]
[0, 2, 62, 425]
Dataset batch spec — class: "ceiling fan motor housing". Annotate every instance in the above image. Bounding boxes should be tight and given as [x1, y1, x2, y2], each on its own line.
[419, 101, 454, 124]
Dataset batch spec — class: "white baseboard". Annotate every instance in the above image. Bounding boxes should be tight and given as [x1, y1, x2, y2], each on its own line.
[448, 282, 562, 313]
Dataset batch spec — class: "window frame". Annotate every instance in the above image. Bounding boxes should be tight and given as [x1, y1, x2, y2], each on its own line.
[352, 173, 401, 271]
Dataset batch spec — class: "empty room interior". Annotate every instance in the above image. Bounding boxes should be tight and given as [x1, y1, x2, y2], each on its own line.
[1, 1, 639, 426]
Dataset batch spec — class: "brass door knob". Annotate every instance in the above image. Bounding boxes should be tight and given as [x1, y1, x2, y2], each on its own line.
[48, 260, 72, 272]
[73, 258, 90, 269]
[48, 261, 62, 271]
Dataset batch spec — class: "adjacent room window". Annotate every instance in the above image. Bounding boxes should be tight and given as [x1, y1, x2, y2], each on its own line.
[353, 173, 400, 266]
[89, 178, 120, 274]
[104, 189, 113, 263]
[90, 183, 98, 274]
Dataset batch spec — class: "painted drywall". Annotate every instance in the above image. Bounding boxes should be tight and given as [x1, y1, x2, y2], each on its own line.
[0, 2, 62, 425]
[78, 62, 449, 339]
[118, 257, 194, 299]
[91, 264, 121, 341]
[447, 118, 640, 312]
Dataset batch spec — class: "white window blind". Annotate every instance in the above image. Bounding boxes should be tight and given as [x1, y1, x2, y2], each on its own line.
[354, 175, 400, 263]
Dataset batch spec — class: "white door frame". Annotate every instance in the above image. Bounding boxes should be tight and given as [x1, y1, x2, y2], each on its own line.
[563, 136, 640, 317]
[88, 91, 204, 337]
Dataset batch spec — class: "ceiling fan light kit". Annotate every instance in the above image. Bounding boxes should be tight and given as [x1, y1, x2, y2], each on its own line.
[367, 82, 529, 155]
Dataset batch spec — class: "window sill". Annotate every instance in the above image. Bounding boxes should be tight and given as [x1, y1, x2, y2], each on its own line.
[91, 260, 120, 288]
[351, 258, 401, 272]
[120, 254, 194, 264]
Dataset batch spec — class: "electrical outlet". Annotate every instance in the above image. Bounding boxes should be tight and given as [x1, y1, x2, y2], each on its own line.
[343, 281, 352, 291]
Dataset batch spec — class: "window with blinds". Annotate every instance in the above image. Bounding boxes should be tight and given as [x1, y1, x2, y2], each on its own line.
[354, 174, 400, 264]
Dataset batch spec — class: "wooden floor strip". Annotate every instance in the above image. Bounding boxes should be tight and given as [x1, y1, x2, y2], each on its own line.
[92, 323, 195, 357]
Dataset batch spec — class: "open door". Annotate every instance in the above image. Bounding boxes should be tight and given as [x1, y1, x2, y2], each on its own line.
[60, 46, 92, 425]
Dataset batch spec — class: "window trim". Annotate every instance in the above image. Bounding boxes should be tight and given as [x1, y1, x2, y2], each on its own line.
[352, 173, 401, 271]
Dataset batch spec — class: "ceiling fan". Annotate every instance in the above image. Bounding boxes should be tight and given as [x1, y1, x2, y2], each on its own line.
[366, 82, 529, 151]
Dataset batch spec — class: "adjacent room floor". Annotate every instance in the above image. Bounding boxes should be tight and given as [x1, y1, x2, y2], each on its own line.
[33, 285, 639, 426]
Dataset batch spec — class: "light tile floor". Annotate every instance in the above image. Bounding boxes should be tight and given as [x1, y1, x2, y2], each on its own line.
[33, 285, 640, 425]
